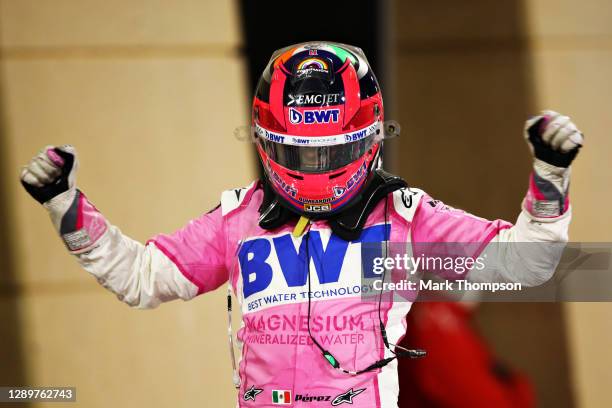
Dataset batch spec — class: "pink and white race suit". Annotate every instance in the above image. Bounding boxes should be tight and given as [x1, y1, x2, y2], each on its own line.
[66, 182, 569, 407]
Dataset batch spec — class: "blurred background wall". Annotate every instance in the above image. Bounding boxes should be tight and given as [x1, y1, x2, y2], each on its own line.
[393, 1, 612, 406]
[391, 1, 612, 406]
[0, 1, 252, 407]
[523, 1, 612, 406]
[391, 1, 573, 407]
[0, 1, 611, 407]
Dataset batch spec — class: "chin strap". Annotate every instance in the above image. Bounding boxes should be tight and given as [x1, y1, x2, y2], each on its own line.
[257, 180, 292, 230]
[258, 169, 407, 240]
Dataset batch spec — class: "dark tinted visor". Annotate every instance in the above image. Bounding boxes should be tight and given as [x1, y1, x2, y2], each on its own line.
[258, 129, 379, 173]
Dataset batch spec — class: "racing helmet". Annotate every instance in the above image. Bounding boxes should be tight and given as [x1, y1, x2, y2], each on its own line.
[253, 41, 385, 216]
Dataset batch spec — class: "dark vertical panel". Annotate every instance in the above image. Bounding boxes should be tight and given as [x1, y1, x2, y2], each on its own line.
[238, 0, 386, 176]
[238, 0, 381, 95]
[0, 54, 30, 405]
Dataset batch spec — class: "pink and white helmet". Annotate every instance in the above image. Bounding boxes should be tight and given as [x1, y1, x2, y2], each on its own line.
[253, 41, 385, 216]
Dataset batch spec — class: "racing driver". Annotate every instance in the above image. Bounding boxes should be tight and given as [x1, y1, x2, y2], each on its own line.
[20, 42, 583, 407]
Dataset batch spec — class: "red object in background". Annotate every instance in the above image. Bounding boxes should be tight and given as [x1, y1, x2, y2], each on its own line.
[398, 302, 535, 408]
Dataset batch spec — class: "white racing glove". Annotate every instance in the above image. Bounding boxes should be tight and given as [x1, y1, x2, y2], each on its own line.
[523, 110, 584, 218]
[21, 145, 107, 252]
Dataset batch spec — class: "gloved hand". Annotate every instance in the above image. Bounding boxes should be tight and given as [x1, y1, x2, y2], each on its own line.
[523, 110, 584, 218]
[524, 110, 583, 168]
[20, 145, 77, 204]
[20, 145, 105, 252]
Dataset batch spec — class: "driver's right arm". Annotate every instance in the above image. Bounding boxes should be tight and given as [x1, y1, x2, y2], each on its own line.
[20, 145, 229, 308]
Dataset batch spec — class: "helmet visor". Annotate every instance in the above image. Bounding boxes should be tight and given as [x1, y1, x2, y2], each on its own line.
[257, 124, 380, 173]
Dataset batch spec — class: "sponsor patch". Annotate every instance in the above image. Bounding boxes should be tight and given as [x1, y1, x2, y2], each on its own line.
[333, 186, 346, 198]
[295, 394, 332, 403]
[332, 388, 365, 406]
[400, 189, 415, 209]
[239, 224, 390, 302]
[62, 228, 91, 251]
[268, 166, 298, 198]
[534, 200, 561, 217]
[289, 108, 340, 125]
[255, 122, 380, 147]
[243, 385, 263, 402]
[287, 93, 340, 106]
[346, 162, 367, 191]
[304, 203, 332, 212]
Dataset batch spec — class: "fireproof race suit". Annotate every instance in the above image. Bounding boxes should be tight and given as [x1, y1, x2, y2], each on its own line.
[37, 176, 569, 407]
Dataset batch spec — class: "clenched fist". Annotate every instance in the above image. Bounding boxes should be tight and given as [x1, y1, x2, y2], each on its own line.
[525, 110, 584, 168]
[20, 145, 78, 204]
[523, 110, 583, 218]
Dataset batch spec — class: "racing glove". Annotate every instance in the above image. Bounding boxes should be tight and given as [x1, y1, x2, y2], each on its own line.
[523, 110, 583, 218]
[20, 145, 107, 252]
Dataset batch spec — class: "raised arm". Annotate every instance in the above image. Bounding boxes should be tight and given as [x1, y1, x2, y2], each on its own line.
[20, 146, 229, 308]
[410, 110, 583, 286]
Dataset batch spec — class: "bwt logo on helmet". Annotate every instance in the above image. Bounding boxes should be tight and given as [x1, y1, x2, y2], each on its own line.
[344, 123, 378, 142]
[289, 108, 339, 125]
[344, 129, 368, 143]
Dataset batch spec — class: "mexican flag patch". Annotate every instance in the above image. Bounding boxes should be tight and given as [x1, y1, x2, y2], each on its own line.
[272, 390, 292, 405]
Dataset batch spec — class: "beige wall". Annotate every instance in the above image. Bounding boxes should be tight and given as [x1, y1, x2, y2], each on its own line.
[0, 1, 253, 407]
[393, 1, 612, 407]
[525, 1, 612, 406]
[392, 1, 574, 406]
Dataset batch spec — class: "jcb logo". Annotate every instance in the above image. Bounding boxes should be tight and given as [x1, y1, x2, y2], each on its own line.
[304, 203, 331, 212]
